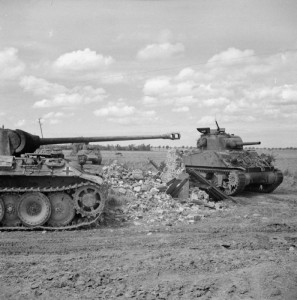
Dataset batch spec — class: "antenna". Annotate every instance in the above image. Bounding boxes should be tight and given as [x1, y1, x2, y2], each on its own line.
[38, 118, 44, 138]
[215, 120, 220, 132]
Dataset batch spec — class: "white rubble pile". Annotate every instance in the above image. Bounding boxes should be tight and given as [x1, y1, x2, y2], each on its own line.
[102, 160, 227, 226]
[160, 149, 185, 183]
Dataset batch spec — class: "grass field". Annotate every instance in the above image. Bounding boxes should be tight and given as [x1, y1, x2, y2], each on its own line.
[259, 149, 297, 175]
[101, 150, 167, 168]
[101, 149, 297, 174]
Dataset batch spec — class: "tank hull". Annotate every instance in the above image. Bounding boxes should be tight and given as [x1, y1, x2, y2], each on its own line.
[0, 155, 108, 230]
[183, 150, 283, 196]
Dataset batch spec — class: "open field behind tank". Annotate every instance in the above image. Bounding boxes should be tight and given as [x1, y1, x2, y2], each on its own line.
[0, 150, 296, 300]
[101, 149, 297, 174]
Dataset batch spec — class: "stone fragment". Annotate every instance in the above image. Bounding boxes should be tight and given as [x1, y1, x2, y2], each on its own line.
[150, 187, 159, 194]
[133, 186, 141, 192]
[132, 169, 144, 180]
[118, 188, 127, 194]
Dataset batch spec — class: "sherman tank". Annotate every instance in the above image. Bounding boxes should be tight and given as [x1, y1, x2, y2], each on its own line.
[183, 123, 283, 196]
[0, 128, 180, 229]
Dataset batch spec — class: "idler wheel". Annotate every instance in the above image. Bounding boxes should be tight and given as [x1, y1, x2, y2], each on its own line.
[0, 198, 4, 222]
[47, 193, 75, 227]
[73, 184, 104, 217]
[1, 194, 21, 226]
[18, 193, 51, 227]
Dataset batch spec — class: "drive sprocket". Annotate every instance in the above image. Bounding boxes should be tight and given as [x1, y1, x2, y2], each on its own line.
[73, 184, 106, 217]
[224, 171, 246, 196]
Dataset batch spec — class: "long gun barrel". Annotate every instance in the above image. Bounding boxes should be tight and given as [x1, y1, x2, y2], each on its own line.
[40, 133, 180, 145]
[240, 141, 261, 146]
[225, 139, 261, 149]
[0, 129, 180, 156]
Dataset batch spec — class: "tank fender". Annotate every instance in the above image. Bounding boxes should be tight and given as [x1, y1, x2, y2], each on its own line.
[80, 173, 104, 185]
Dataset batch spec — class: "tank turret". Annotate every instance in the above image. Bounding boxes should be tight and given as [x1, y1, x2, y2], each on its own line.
[183, 123, 283, 196]
[196, 126, 261, 151]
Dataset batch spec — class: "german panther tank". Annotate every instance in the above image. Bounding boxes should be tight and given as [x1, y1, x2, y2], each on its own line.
[183, 123, 283, 196]
[0, 128, 180, 229]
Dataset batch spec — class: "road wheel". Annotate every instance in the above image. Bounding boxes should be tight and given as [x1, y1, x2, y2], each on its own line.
[47, 193, 75, 227]
[2, 194, 21, 226]
[18, 193, 51, 227]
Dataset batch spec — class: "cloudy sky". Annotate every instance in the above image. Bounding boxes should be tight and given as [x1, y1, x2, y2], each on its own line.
[1, 0, 297, 147]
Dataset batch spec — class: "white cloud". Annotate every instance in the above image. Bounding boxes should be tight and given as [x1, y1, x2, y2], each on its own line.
[143, 96, 159, 106]
[94, 101, 158, 125]
[94, 105, 136, 117]
[42, 111, 68, 119]
[197, 116, 215, 125]
[207, 48, 255, 66]
[53, 48, 114, 71]
[20, 76, 107, 108]
[172, 106, 189, 112]
[137, 42, 185, 60]
[20, 76, 66, 96]
[0, 47, 25, 80]
[41, 111, 74, 125]
[143, 77, 172, 95]
[141, 47, 297, 127]
[15, 119, 26, 127]
[175, 96, 197, 106]
[176, 68, 196, 81]
[203, 97, 230, 107]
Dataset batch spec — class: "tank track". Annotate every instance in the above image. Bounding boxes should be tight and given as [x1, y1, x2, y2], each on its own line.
[186, 166, 243, 174]
[187, 167, 246, 196]
[0, 182, 108, 231]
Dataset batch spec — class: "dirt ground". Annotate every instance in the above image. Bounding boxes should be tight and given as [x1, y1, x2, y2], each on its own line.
[1, 182, 297, 300]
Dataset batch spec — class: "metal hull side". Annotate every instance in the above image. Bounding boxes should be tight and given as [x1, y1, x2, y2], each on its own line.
[183, 151, 228, 168]
[0, 175, 87, 189]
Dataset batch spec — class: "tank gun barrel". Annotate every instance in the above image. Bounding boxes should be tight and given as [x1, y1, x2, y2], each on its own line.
[0, 128, 180, 156]
[225, 140, 261, 149]
[240, 141, 261, 146]
[40, 133, 180, 145]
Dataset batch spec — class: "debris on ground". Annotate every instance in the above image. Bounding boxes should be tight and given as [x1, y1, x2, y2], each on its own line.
[102, 154, 229, 226]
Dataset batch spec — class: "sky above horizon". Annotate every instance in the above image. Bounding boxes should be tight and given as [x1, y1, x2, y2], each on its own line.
[1, 0, 297, 147]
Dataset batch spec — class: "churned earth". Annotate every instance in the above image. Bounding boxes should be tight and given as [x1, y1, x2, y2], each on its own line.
[0, 182, 297, 300]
